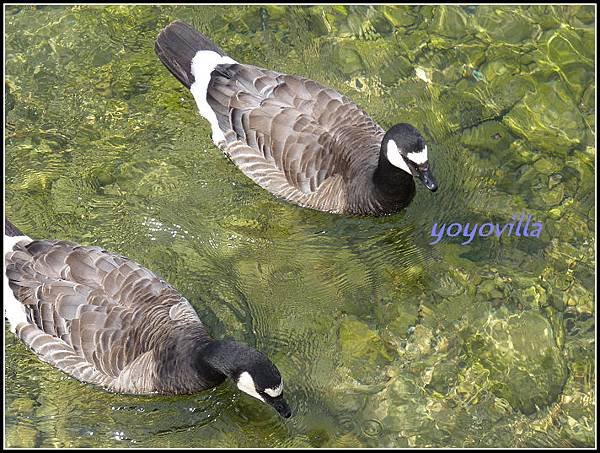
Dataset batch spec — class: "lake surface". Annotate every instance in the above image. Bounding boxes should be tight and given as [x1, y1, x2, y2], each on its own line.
[4, 5, 595, 448]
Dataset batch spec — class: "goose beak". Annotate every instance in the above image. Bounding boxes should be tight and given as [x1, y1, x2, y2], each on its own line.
[270, 398, 292, 418]
[415, 163, 438, 192]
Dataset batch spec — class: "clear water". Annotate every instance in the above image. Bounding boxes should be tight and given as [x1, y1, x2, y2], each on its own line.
[4, 5, 595, 448]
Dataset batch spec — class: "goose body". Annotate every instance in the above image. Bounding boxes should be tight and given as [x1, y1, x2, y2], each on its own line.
[155, 21, 438, 216]
[4, 219, 291, 418]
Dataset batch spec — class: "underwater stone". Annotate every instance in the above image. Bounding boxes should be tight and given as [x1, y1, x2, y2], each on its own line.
[579, 84, 595, 115]
[382, 5, 417, 27]
[533, 157, 562, 175]
[539, 182, 565, 207]
[8, 397, 35, 415]
[381, 374, 427, 433]
[382, 57, 413, 86]
[527, 6, 562, 30]
[461, 121, 514, 154]
[468, 311, 568, 415]
[333, 44, 365, 76]
[305, 9, 329, 36]
[431, 6, 469, 39]
[462, 47, 486, 68]
[548, 28, 595, 101]
[426, 359, 459, 394]
[320, 6, 356, 38]
[503, 82, 585, 153]
[546, 208, 588, 244]
[562, 281, 593, 314]
[5, 425, 38, 448]
[476, 277, 504, 301]
[547, 27, 593, 68]
[548, 173, 563, 189]
[371, 12, 394, 36]
[572, 5, 595, 25]
[385, 303, 419, 341]
[561, 62, 593, 100]
[339, 318, 390, 364]
[409, 324, 434, 356]
[479, 60, 506, 83]
[521, 284, 547, 309]
[511, 140, 538, 164]
[476, 7, 539, 44]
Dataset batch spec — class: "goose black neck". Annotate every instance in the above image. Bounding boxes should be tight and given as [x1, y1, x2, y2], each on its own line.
[194, 340, 256, 381]
[372, 150, 416, 208]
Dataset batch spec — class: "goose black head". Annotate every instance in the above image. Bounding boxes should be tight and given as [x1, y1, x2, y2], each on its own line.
[235, 365, 291, 419]
[201, 340, 291, 418]
[381, 123, 438, 192]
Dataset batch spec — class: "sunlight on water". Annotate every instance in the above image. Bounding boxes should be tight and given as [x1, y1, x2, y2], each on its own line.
[5, 5, 595, 448]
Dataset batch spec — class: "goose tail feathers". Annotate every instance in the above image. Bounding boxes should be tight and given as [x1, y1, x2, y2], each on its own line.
[5, 218, 24, 237]
[155, 20, 226, 89]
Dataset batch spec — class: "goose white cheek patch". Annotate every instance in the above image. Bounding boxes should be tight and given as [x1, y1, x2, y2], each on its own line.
[407, 145, 428, 164]
[264, 380, 283, 398]
[236, 371, 265, 402]
[386, 140, 412, 175]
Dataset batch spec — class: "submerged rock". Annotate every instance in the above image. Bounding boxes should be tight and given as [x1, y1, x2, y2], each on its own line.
[431, 6, 470, 39]
[339, 318, 392, 368]
[333, 43, 365, 76]
[379, 373, 429, 435]
[381, 5, 418, 28]
[475, 7, 540, 44]
[461, 121, 514, 155]
[467, 311, 568, 415]
[533, 157, 562, 175]
[503, 82, 585, 154]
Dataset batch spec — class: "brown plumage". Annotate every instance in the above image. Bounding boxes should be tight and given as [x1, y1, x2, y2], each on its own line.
[210, 64, 389, 214]
[155, 21, 438, 216]
[5, 218, 292, 418]
[6, 237, 214, 395]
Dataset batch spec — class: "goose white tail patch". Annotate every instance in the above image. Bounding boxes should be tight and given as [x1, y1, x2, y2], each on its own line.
[189, 50, 237, 145]
[265, 380, 283, 397]
[4, 235, 32, 333]
[406, 145, 428, 164]
[386, 140, 411, 175]
[236, 371, 265, 402]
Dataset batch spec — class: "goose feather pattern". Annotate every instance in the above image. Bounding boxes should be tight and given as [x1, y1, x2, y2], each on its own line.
[5, 236, 212, 395]
[4, 219, 291, 418]
[155, 21, 438, 216]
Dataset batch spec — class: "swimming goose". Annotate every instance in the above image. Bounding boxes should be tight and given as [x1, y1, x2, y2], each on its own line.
[4, 219, 291, 418]
[155, 20, 438, 216]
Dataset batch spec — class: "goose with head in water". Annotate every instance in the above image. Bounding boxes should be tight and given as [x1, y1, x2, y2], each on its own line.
[155, 20, 438, 216]
[4, 219, 291, 418]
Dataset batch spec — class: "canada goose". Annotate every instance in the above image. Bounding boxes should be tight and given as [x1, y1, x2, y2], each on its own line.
[155, 20, 438, 216]
[4, 219, 291, 418]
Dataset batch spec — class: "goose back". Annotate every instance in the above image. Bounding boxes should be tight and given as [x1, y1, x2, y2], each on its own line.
[5, 239, 222, 395]
[206, 63, 391, 214]
[155, 21, 425, 215]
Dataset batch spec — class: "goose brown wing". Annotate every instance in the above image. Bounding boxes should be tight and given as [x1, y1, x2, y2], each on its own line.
[206, 64, 364, 200]
[5, 240, 206, 392]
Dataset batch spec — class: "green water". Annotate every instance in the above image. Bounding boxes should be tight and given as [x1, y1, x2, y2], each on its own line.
[4, 5, 595, 448]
